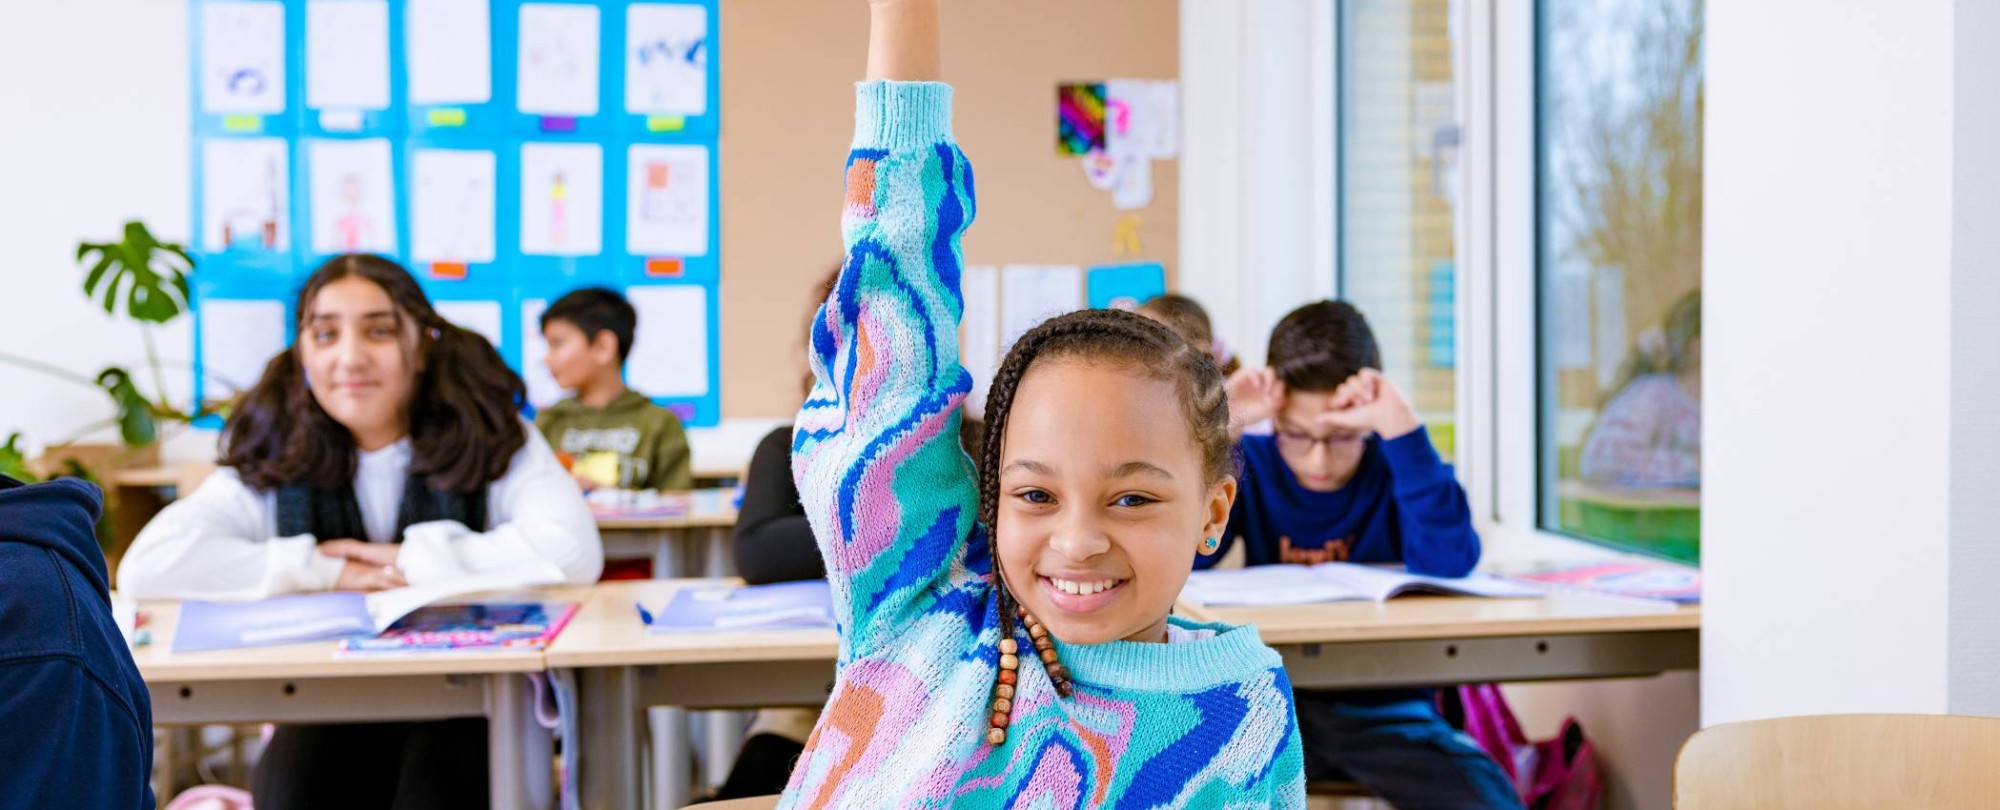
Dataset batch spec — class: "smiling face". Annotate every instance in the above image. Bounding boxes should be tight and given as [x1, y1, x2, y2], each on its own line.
[1272, 389, 1370, 492]
[298, 276, 420, 451]
[995, 358, 1235, 645]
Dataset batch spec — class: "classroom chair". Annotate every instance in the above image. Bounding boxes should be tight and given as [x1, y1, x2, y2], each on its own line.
[1674, 713, 2000, 809]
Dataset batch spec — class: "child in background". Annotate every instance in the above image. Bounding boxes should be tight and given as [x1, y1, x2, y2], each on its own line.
[1212, 299, 1520, 809]
[1137, 292, 1242, 376]
[1580, 289, 1701, 488]
[780, 1, 1304, 805]
[119, 255, 603, 810]
[536, 287, 694, 493]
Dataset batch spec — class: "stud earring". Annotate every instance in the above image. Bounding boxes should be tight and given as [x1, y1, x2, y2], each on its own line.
[1203, 537, 1219, 552]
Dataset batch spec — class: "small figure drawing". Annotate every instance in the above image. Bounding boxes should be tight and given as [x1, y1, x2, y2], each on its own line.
[550, 170, 570, 246]
[334, 173, 371, 252]
[220, 155, 282, 250]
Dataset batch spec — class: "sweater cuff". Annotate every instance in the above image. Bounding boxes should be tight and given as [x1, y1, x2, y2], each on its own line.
[1378, 427, 1451, 492]
[397, 520, 475, 585]
[854, 81, 954, 151]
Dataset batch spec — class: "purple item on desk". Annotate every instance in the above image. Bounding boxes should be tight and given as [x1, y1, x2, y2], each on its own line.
[645, 580, 834, 633]
[173, 593, 374, 652]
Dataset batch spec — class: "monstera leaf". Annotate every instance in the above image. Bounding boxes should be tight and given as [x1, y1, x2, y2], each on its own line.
[0, 433, 35, 483]
[78, 221, 192, 325]
[95, 368, 158, 447]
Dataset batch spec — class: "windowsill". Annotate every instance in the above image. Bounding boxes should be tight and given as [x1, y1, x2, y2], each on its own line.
[1474, 522, 1695, 577]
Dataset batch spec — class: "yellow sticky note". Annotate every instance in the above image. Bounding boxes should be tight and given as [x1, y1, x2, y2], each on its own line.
[646, 115, 687, 133]
[427, 108, 469, 127]
[222, 115, 264, 134]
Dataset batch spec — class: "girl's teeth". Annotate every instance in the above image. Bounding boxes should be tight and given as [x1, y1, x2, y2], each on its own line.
[1052, 577, 1119, 596]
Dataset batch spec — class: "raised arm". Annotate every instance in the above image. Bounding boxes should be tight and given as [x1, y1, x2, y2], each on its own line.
[793, 0, 981, 654]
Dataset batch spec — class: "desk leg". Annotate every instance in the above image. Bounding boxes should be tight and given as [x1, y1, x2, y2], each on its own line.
[704, 527, 732, 578]
[701, 711, 745, 793]
[652, 530, 683, 579]
[487, 673, 552, 810]
[649, 706, 692, 810]
[580, 668, 641, 810]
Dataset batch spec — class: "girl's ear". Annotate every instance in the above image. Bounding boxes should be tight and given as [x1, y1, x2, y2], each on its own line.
[1200, 475, 1237, 556]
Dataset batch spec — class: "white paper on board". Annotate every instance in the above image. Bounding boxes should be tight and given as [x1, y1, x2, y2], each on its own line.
[412, 149, 497, 264]
[520, 143, 603, 256]
[1105, 79, 1179, 160]
[518, 3, 601, 116]
[200, 299, 288, 398]
[308, 138, 398, 254]
[626, 144, 709, 257]
[1000, 265, 1083, 349]
[1112, 155, 1154, 210]
[434, 300, 503, 350]
[202, 138, 291, 252]
[201, 1, 287, 114]
[521, 298, 566, 409]
[306, 0, 392, 112]
[962, 265, 1001, 416]
[625, 3, 708, 117]
[625, 285, 710, 398]
[408, 0, 493, 105]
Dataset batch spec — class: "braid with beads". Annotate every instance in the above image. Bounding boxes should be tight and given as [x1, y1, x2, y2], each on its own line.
[974, 307, 1234, 745]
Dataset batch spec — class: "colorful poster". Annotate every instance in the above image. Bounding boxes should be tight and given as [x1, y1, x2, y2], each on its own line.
[411, 148, 497, 264]
[626, 144, 709, 257]
[1057, 82, 1107, 156]
[625, 3, 708, 117]
[200, 1, 287, 115]
[520, 143, 604, 256]
[307, 138, 397, 254]
[201, 137, 290, 252]
[517, 3, 601, 116]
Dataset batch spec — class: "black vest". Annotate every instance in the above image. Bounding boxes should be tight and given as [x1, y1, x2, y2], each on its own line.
[275, 473, 488, 542]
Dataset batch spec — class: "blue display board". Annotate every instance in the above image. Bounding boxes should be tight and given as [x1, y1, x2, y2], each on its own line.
[189, 0, 723, 426]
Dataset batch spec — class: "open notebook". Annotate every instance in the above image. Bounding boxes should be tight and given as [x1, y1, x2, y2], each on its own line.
[172, 567, 565, 653]
[640, 580, 835, 634]
[1182, 562, 1543, 607]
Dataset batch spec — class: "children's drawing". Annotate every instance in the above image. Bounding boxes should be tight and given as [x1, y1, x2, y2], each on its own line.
[201, 1, 287, 114]
[521, 143, 603, 256]
[202, 137, 290, 252]
[412, 149, 497, 264]
[408, 0, 493, 105]
[200, 299, 287, 401]
[626, 144, 709, 256]
[308, 138, 397, 254]
[626, 285, 710, 397]
[1057, 82, 1107, 156]
[517, 3, 601, 117]
[305, 0, 391, 112]
[625, 3, 708, 116]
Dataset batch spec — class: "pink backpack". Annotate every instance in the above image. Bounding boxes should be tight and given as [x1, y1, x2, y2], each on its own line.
[1443, 684, 1604, 810]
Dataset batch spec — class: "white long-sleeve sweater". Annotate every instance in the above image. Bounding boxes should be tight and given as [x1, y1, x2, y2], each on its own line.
[117, 420, 603, 600]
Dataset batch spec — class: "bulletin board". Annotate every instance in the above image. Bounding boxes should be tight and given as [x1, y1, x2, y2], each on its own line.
[187, 0, 724, 426]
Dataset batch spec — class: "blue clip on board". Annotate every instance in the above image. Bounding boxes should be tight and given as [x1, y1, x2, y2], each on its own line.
[192, 0, 297, 136]
[404, 0, 509, 137]
[294, 0, 408, 137]
[500, 0, 617, 138]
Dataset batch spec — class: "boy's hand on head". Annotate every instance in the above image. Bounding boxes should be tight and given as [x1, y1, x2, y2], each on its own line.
[1315, 369, 1421, 440]
[1226, 367, 1284, 434]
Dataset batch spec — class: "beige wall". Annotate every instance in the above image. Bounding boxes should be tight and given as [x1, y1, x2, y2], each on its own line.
[718, 0, 1181, 418]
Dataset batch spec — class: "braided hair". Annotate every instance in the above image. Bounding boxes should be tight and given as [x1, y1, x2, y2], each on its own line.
[975, 307, 1233, 743]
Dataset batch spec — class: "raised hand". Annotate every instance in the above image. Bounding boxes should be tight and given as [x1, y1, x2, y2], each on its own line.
[1313, 369, 1421, 440]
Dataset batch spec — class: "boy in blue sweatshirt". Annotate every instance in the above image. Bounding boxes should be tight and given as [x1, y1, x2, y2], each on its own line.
[1201, 300, 1520, 810]
[0, 475, 156, 809]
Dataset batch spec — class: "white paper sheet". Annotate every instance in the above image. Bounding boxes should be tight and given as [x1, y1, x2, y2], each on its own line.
[1112, 155, 1154, 210]
[517, 3, 601, 116]
[408, 0, 493, 105]
[411, 148, 497, 263]
[625, 285, 710, 397]
[520, 298, 566, 409]
[306, 0, 391, 112]
[434, 300, 503, 349]
[961, 265, 1000, 416]
[201, 1, 287, 114]
[520, 142, 603, 256]
[1105, 79, 1179, 159]
[1000, 265, 1083, 349]
[308, 138, 398, 254]
[200, 299, 288, 398]
[1182, 563, 1544, 607]
[624, 3, 708, 116]
[625, 143, 709, 256]
[202, 137, 290, 252]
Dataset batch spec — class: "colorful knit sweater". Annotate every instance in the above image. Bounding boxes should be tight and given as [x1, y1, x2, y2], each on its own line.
[786, 81, 1306, 809]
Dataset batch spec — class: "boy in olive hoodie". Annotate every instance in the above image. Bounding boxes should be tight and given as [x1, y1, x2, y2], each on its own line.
[535, 288, 693, 492]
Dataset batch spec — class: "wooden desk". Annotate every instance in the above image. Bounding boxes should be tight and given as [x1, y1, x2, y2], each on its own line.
[548, 580, 834, 810]
[136, 586, 592, 810]
[552, 582, 1697, 810]
[593, 489, 740, 579]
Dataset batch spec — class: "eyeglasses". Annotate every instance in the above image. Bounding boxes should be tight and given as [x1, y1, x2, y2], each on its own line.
[1274, 429, 1367, 452]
